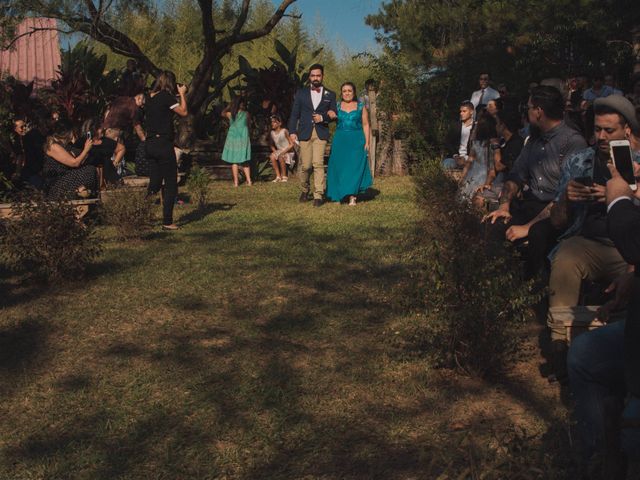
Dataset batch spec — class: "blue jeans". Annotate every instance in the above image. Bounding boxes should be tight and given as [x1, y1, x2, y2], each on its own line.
[622, 396, 640, 459]
[568, 320, 626, 460]
[442, 157, 458, 170]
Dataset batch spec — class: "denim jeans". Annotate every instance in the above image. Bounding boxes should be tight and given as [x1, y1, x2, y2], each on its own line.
[622, 396, 640, 459]
[567, 320, 626, 460]
[441, 157, 458, 170]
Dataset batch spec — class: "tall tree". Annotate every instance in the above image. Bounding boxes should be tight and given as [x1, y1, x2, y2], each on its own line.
[4, 0, 298, 116]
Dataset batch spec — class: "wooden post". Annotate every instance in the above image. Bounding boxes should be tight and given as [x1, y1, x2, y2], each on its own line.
[367, 85, 378, 179]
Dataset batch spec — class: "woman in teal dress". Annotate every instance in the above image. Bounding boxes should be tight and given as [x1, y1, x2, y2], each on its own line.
[222, 97, 252, 186]
[326, 82, 372, 205]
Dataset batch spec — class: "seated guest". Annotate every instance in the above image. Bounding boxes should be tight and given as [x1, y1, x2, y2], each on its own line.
[567, 139, 640, 476]
[42, 121, 97, 200]
[483, 86, 587, 279]
[78, 119, 125, 186]
[476, 110, 524, 202]
[442, 101, 475, 169]
[459, 112, 496, 203]
[485, 98, 503, 118]
[470, 72, 500, 116]
[547, 96, 639, 356]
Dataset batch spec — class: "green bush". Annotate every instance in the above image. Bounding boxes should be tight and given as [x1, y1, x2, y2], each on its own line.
[186, 164, 211, 210]
[0, 193, 102, 281]
[395, 159, 539, 377]
[101, 187, 154, 240]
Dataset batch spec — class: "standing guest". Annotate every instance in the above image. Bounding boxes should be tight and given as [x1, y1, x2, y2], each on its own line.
[626, 76, 640, 108]
[582, 73, 615, 107]
[144, 71, 188, 231]
[269, 114, 294, 183]
[326, 82, 372, 205]
[470, 72, 500, 115]
[288, 64, 338, 207]
[42, 121, 97, 200]
[221, 97, 252, 187]
[605, 74, 624, 96]
[459, 113, 496, 202]
[442, 101, 475, 169]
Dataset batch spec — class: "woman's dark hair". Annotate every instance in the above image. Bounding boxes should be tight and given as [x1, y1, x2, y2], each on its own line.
[475, 112, 497, 142]
[488, 97, 503, 111]
[496, 110, 522, 134]
[44, 119, 76, 153]
[151, 70, 177, 95]
[529, 85, 565, 120]
[340, 82, 357, 100]
[230, 96, 245, 121]
[270, 113, 283, 124]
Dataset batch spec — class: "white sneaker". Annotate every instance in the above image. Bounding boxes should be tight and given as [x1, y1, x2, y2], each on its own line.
[281, 176, 288, 182]
[272, 177, 282, 183]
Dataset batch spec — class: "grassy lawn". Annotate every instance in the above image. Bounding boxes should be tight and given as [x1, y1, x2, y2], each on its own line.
[0, 177, 571, 479]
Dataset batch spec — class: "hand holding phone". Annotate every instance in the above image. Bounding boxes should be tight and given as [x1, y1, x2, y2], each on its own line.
[610, 140, 637, 191]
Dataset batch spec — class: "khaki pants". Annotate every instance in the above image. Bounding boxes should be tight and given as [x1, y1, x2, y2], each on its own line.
[547, 236, 628, 340]
[299, 128, 326, 200]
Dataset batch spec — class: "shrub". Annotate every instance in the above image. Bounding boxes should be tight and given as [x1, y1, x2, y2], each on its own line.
[394, 158, 539, 377]
[0, 192, 102, 281]
[186, 164, 211, 210]
[101, 187, 154, 240]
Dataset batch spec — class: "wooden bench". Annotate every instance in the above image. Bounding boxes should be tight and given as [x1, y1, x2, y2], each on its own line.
[547, 306, 626, 344]
[0, 198, 100, 220]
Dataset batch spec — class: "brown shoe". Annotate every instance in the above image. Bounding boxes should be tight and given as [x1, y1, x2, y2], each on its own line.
[299, 192, 310, 203]
[313, 199, 324, 207]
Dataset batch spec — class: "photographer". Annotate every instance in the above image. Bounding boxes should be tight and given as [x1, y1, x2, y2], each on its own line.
[144, 71, 188, 230]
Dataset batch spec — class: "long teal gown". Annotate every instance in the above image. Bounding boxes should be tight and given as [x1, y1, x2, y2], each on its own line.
[326, 102, 373, 202]
[222, 111, 251, 164]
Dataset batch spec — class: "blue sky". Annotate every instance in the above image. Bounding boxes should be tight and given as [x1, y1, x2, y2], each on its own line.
[274, 0, 383, 53]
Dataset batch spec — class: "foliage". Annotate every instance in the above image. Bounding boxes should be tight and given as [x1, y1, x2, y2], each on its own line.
[0, 192, 102, 281]
[395, 159, 539, 376]
[37, 42, 119, 123]
[100, 187, 154, 241]
[186, 164, 211, 210]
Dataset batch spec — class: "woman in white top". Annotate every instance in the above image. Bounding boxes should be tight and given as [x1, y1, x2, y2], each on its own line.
[268, 114, 294, 182]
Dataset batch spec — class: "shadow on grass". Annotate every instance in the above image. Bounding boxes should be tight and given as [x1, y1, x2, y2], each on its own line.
[178, 202, 236, 225]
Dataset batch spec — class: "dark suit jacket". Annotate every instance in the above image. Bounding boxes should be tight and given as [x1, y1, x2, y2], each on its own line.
[288, 87, 337, 141]
[608, 198, 640, 398]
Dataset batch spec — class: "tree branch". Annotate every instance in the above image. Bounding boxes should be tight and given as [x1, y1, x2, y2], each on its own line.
[221, 0, 297, 48]
[231, 0, 251, 37]
[2, 26, 74, 50]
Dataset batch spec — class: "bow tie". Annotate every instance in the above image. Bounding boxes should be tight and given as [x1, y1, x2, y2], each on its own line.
[311, 87, 321, 93]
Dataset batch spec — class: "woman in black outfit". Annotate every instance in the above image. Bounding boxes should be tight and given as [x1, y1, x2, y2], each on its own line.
[145, 71, 188, 230]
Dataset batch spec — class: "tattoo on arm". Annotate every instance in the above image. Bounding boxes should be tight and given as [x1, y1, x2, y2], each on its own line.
[500, 180, 519, 205]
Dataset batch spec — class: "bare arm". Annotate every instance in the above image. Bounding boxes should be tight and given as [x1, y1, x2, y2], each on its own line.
[362, 106, 371, 150]
[47, 141, 92, 168]
[113, 141, 126, 166]
[173, 86, 188, 117]
[134, 124, 146, 141]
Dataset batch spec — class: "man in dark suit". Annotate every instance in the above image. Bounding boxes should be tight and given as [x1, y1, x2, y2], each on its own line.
[288, 64, 337, 207]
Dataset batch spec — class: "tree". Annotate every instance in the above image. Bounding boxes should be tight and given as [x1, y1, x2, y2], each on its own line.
[4, 0, 298, 118]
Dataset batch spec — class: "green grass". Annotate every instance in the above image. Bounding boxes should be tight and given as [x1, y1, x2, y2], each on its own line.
[0, 177, 573, 479]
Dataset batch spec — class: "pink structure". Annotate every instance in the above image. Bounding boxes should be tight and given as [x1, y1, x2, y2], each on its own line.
[0, 18, 61, 89]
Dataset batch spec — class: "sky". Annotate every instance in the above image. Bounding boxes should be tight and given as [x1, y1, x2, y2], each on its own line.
[274, 0, 383, 53]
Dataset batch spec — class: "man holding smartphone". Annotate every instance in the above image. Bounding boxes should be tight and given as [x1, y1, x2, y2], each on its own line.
[547, 96, 640, 349]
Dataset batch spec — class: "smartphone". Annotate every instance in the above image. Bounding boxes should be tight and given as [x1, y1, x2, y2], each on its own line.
[86, 131, 92, 140]
[574, 176, 593, 186]
[610, 140, 637, 191]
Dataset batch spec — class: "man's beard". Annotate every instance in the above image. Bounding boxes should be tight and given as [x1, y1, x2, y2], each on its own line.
[311, 79, 322, 88]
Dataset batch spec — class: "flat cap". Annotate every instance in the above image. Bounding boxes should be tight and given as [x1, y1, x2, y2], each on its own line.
[594, 94, 640, 132]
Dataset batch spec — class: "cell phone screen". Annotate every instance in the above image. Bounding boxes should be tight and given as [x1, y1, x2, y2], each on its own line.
[612, 145, 635, 186]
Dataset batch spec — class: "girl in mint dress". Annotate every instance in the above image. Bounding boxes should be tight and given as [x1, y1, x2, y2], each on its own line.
[222, 97, 252, 186]
[326, 82, 373, 205]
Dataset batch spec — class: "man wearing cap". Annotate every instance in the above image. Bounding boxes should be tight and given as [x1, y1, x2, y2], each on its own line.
[547, 95, 640, 350]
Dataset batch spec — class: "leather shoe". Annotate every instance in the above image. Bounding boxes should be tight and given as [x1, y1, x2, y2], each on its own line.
[299, 192, 310, 203]
[313, 199, 323, 207]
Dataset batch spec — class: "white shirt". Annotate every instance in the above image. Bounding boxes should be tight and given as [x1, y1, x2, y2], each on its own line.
[459, 122, 473, 159]
[311, 86, 323, 110]
[470, 86, 499, 109]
